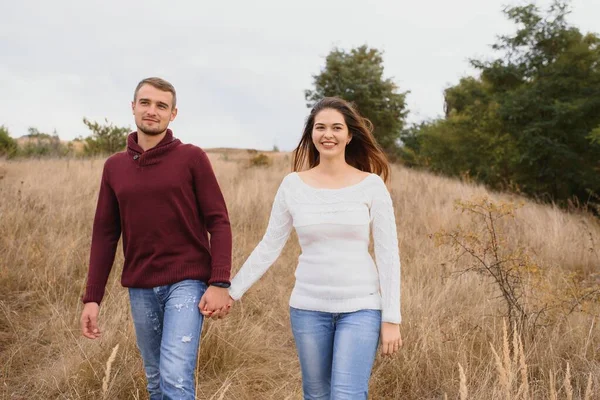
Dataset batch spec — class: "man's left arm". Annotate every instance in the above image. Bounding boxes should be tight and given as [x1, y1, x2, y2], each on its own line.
[192, 149, 233, 317]
[192, 149, 232, 284]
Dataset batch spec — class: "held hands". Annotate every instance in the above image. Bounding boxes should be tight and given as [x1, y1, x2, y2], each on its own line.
[380, 322, 402, 356]
[198, 286, 234, 319]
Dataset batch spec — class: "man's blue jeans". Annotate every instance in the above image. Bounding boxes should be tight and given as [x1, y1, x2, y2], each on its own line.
[129, 279, 207, 400]
[290, 307, 381, 400]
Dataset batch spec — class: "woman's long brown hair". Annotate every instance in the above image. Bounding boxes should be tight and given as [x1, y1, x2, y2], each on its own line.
[292, 97, 391, 183]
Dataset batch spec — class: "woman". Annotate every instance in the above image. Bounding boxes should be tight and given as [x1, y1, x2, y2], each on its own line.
[221, 97, 402, 399]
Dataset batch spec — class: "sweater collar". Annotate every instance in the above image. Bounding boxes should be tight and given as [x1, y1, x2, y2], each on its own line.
[126, 129, 181, 166]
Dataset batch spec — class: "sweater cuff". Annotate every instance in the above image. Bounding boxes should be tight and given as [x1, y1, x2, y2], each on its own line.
[228, 285, 243, 301]
[82, 284, 106, 305]
[382, 309, 402, 324]
[208, 266, 231, 286]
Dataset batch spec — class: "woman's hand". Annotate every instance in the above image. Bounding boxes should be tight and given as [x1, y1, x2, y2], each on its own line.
[199, 287, 234, 319]
[380, 322, 402, 356]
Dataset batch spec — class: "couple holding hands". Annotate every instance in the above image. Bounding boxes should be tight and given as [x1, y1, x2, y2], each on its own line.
[80, 77, 402, 400]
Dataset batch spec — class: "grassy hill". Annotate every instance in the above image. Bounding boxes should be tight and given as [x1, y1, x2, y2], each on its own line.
[0, 151, 598, 399]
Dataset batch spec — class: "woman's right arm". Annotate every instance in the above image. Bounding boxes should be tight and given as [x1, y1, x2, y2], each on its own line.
[228, 177, 293, 300]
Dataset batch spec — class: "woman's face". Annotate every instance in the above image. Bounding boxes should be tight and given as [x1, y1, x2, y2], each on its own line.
[311, 108, 351, 160]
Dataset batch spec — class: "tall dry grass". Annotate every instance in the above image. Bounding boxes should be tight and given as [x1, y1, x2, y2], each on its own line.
[0, 152, 599, 399]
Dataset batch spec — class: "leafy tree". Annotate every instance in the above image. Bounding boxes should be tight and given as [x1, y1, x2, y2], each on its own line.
[475, 1, 600, 202]
[418, 78, 517, 186]
[406, 1, 600, 207]
[82, 118, 129, 155]
[306, 45, 409, 154]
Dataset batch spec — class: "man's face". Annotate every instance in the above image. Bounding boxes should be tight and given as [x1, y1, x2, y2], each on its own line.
[131, 84, 177, 136]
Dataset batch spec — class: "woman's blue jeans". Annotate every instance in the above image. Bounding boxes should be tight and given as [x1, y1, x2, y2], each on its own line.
[290, 307, 382, 400]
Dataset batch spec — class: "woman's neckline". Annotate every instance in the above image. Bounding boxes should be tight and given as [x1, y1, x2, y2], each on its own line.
[292, 171, 375, 191]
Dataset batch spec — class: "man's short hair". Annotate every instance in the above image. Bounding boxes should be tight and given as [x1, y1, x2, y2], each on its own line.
[134, 77, 177, 108]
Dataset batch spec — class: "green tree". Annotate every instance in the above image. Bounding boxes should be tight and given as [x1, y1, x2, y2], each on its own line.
[0, 125, 17, 157]
[398, 122, 427, 168]
[82, 118, 129, 155]
[406, 1, 600, 207]
[414, 78, 517, 186]
[474, 1, 600, 202]
[305, 45, 409, 154]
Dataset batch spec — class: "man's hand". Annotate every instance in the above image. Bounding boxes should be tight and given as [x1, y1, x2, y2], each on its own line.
[380, 322, 402, 356]
[81, 302, 101, 339]
[198, 286, 232, 319]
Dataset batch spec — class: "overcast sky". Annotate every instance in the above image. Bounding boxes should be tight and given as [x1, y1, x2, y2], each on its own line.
[1, 0, 598, 151]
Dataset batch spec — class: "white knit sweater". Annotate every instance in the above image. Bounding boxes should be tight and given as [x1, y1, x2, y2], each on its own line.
[229, 172, 401, 323]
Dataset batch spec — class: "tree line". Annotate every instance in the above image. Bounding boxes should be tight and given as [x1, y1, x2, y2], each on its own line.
[0, 119, 128, 158]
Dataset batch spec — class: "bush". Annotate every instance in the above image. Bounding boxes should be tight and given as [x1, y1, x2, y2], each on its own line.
[249, 153, 271, 167]
[17, 128, 72, 158]
[0, 125, 17, 157]
[433, 196, 600, 332]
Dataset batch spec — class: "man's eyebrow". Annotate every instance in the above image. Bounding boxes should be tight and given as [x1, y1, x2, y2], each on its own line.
[138, 98, 170, 107]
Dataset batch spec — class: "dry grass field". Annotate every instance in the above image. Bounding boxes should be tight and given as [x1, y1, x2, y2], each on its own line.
[0, 150, 599, 399]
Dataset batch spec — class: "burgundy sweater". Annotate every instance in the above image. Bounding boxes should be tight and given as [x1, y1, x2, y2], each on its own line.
[82, 130, 232, 304]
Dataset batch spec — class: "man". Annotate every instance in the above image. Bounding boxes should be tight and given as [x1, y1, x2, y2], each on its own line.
[80, 77, 232, 399]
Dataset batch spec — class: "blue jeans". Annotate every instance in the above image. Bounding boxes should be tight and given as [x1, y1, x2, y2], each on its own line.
[290, 307, 382, 400]
[129, 279, 207, 400]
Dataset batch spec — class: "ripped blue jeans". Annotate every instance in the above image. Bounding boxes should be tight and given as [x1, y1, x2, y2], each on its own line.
[129, 279, 207, 400]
